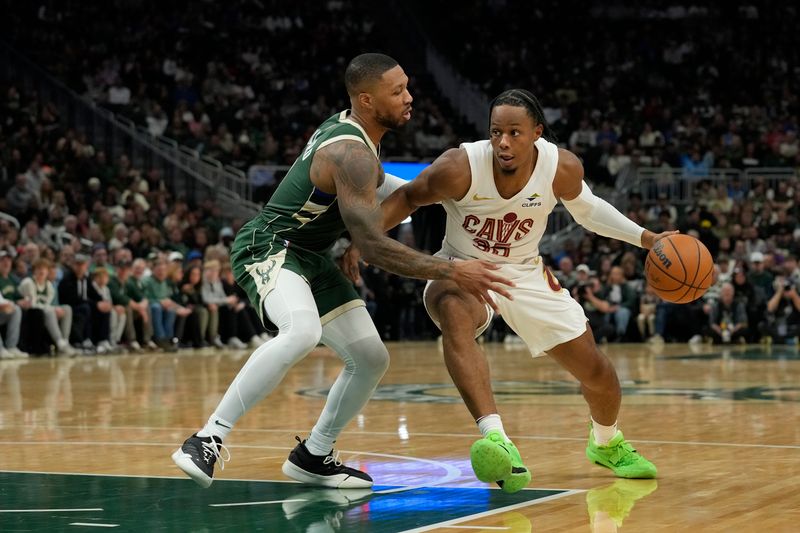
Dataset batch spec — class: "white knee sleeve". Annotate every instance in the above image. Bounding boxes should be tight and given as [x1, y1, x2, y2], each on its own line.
[212, 269, 322, 424]
[307, 306, 389, 451]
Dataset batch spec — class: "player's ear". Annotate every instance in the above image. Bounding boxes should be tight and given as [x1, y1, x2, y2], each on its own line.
[358, 92, 373, 110]
[533, 122, 544, 139]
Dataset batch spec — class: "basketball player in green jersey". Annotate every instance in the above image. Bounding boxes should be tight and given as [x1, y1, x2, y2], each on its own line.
[172, 53, 514, 489]
[370, 89, 677, 493]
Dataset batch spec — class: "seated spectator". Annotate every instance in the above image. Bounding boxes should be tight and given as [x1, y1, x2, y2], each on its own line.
[555, 256, 578, 290]
[760, 275, 800, 344]
[716, 255, 734, 284]
[166, 260, 199, 349]
[619, 251, 645, 293]
[747, 251, 774, 299]
[638, 285, 660, 342]
[104, 248, 133, 349]
[707, 283, 748, 344]
[224, 262, 272, 342]
[574, 263, 593, 286]
[177, 265, 210, 348]
[18, 258, 75, 356]
[142, 260, 178, 351]
[596, 266, 636, 341]
[125, 258, 156, 350]
[91, 242, 113, 275]
[731, 264, 766, 343]
[58, 253, 93, 350]
[5, 174, 40, 218]
[0, 250, 33, 317]
[87, 268, 113, 354]
[201, 259, 246, 349]
[571, 275, 615, 344]
[0, 288, 26, 359]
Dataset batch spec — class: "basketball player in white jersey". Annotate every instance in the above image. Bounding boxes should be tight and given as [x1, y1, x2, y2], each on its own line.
[374, 89, 676, 492]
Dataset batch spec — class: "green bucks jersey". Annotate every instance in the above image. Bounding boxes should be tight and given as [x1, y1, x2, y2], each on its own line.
[255, 110, 380, 254]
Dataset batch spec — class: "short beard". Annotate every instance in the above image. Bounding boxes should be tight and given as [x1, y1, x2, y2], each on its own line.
[375, 111, 403, 130]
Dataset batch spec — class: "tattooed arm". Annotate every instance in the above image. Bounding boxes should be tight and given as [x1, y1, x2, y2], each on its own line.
[313, 140, 514, 308]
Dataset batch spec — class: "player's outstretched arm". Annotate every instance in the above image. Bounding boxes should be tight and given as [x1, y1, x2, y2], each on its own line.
[381, 148, 470, 231]
[554, 149, 677, 249]
[316, 141, 513, 309]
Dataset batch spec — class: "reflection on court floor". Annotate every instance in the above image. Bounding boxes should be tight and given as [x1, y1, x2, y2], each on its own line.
[1, 341, 798, 530]
[0, 472, 568, 532]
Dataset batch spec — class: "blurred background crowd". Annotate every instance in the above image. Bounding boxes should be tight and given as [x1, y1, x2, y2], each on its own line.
[1, 1, 798, 357]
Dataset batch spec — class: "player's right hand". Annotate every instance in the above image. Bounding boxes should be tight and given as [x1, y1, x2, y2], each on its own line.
[450, 260, 515, 314]
[341, 243, 362, 285]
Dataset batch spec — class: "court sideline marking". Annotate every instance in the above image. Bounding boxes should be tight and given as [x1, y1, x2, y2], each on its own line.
[399, 490, 583, 533]
[0, 508, 103, 513]
[0, 468, 581, 498]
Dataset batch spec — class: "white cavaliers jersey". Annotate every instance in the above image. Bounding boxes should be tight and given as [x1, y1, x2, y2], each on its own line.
[440, 137, 559, 264]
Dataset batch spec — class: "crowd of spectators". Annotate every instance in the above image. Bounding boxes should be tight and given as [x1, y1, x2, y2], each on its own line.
[0, 81, 274, 358]
[2, 0, 473, 195]
[3, 1, 800, 354]
[412, 1, 800, 187]
[545, 171, 800, 346]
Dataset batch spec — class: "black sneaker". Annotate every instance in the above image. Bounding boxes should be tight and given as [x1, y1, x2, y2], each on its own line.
[171, 433, 230, 488]
[281, 436, 373, 488]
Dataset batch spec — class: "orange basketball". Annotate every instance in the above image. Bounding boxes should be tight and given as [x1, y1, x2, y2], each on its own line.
[644, 234, 714, 304]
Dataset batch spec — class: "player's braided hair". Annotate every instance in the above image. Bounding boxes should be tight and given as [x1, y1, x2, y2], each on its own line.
[489, 89, 557, 143]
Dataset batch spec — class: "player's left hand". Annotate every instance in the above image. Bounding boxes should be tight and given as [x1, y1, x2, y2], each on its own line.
[341, 243, 362, 284]
[641, 229, 679, 250]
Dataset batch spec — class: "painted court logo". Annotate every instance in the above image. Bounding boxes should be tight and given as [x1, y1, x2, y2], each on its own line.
[298, 379, 800, 403]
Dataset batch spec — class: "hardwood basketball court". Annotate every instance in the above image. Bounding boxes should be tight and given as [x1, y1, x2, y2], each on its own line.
[1, 340, 798, 531]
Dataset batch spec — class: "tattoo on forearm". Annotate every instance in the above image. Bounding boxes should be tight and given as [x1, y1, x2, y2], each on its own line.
[320, 141, 455, 281]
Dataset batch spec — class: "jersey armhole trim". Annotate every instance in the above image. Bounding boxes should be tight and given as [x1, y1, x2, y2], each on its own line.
[452, 146, 481, 206]
[316, 134, 367, 152]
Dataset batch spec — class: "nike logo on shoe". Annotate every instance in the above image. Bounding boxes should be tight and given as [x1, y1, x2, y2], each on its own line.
[214, 420, 231, 429]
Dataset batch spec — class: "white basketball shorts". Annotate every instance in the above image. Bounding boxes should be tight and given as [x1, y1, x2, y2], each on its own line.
[423, 250, 588, 357]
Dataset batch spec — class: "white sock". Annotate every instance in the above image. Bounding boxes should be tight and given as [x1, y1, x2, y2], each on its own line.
[197, 415, 234, 441]
[592, 418, 618, 445]
[305, 432, 335, 457]
[477, 414, 508, 440]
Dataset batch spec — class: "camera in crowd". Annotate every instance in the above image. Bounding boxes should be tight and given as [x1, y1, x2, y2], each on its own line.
[578, 282, 593, 296]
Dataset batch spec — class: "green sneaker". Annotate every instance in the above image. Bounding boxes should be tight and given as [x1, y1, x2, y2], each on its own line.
[470, 431, 531, 494]
[586, 429, 657, 479]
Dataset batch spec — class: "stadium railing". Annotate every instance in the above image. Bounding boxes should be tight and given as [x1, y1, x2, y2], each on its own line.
[0, 42, 260, 218]
[625, 167, 798, 206]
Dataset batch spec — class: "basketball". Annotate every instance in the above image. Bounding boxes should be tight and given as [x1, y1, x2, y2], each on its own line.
[644, 234, 714, 304]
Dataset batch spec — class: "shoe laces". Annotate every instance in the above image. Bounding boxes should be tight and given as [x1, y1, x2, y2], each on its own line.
[201, 438, 231, 470]
[323, 450, 343, 467]
[605, 439, 638, 466]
